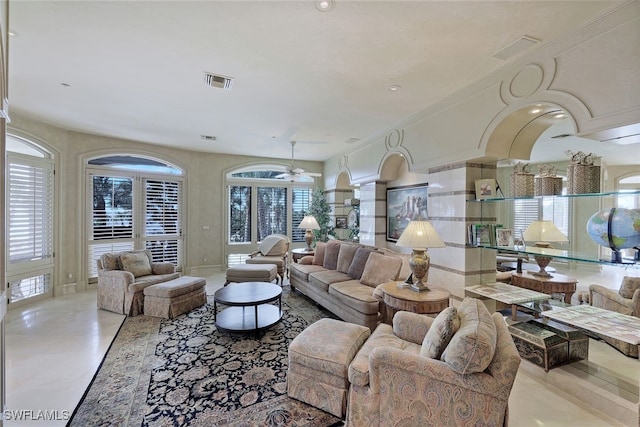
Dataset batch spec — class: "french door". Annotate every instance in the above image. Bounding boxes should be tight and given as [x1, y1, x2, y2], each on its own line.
[87, 170, 183, 278]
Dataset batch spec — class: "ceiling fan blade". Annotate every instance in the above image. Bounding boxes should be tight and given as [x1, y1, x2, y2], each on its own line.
[292, 167, 305, 174]
[274, 172, 290, 179]
[303, 172, 322, 177]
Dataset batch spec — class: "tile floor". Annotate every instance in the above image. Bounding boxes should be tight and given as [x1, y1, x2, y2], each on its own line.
[4, 267, 639, 426]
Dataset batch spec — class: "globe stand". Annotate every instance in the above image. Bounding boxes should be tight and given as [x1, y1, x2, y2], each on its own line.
[611, 250, 622, 264]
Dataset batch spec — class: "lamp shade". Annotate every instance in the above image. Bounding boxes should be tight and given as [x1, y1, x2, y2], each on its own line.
[298, 215, 320, 230]
[396, 220, 445, 249]
[523, 220, 568, 243]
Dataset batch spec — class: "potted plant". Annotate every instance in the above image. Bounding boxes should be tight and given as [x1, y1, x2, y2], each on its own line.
[308, 188, 335, 242]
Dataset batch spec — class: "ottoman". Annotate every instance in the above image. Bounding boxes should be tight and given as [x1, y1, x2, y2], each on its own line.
[224, 263, 277, 286]
[287, 318, 370, 418]
[143, 276, 207, 319]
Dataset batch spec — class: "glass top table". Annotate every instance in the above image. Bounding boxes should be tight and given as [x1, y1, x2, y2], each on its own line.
[466, 282, 551, 321]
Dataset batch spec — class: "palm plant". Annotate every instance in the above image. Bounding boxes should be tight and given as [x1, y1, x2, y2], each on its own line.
[308, 188, 334, 242]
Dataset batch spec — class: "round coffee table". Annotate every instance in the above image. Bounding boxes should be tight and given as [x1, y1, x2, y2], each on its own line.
[378, 281, 451, 324]
[213, 282, 283, 332]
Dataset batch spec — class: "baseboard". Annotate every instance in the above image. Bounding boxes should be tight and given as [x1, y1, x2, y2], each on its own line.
[188, 265, 223, 277]
[63, 283, 77, 295]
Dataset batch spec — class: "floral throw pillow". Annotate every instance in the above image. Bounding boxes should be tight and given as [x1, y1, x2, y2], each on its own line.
[420, 306, 460, 359]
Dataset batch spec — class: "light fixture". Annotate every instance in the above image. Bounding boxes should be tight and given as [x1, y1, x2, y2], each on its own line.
[553, 112, 567, 119]
[523, 220, 568, 277]
[315, 0, 334, 12]
[388, 85, 401, 92]
[396, 220, 446, 292]
[530, 108, 543, 114]
[298, 216, 320, 251]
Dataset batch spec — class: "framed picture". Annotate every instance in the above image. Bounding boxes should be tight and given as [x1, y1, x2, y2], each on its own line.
[335, 216, 347, 229]
[386, 183, 429, 242]
[475, 179, 498, 200]
[496, 228, 513, 247]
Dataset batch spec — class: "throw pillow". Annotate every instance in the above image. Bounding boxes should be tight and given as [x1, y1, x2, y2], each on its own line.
[323, 240, 342, 270]
[442, 298, 497, 375]
[347, 247, 374, 280]
[120, 251, 152, 278]
[618, 276, 640, 299]
[359, 252, 402, 288]
[421, 307, 460, 359]
[337, 244, 359, 273]
[313, 242, 326, 266]
[100, 253, 120, 271]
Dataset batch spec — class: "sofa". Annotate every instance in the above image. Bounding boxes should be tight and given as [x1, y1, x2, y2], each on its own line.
[289, 240, 407, 330]
[97, 249, 179, 316]
[346, 298, 521, 426]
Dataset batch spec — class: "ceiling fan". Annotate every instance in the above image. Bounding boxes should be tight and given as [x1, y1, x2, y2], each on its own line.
[276, 141, 322, 181]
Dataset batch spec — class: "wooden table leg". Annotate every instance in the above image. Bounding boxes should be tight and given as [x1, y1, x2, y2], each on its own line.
[511, 304, 517, 321]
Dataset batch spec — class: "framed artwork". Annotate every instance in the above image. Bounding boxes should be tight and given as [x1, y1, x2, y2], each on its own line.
[475, 179, 498, 200]
[496, 228, 513, 247]
[335, 216, 347, 229]
[386, 183, 429, 242]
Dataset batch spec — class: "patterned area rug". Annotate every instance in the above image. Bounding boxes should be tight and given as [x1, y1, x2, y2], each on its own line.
[69, 286, 341, 426]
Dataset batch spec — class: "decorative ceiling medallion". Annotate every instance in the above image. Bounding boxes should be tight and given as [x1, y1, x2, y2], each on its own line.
[509, 64, 544, 98]
[385, 129, 404, 149]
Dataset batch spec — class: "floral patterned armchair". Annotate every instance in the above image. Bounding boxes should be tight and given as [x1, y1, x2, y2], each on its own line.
[346, 298, 521, 426]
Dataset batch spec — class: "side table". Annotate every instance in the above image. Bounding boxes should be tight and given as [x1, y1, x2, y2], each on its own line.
[378, 281, 450, 324]
[511, 272, 577, 304]
[291, 247, 315, 263]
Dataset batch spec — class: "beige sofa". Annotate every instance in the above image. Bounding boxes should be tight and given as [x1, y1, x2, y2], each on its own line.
[97, 249, 179, 316]
[347, 298, 521, 426]
[289, 240, 406, 330]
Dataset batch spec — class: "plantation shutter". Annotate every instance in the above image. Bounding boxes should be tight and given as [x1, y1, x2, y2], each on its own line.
[7, 156, 54, 265]
[143, 179, 182, 265]
[513, 199, 540, 240]
[292, 187, 311, 242]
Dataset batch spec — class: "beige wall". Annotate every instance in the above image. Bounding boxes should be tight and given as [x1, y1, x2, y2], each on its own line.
[8, 114, 322, 294]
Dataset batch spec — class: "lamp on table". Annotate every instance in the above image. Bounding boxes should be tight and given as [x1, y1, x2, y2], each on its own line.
[298, 215, 320, 251]
[396, 220, 446, 292]
[523, 220, 568, 278]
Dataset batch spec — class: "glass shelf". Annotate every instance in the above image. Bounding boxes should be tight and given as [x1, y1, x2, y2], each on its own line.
[468, 189, 640, 203]
[474, 244, 640, 269]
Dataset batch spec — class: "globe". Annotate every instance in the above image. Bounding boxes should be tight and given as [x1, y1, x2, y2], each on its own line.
[586, 208, 640, 253]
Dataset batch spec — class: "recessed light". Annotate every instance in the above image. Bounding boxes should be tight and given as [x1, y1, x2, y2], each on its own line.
[530, 108, 542, 114]
[388, 85, 401, 92]
[60, 83, 71, 87]
[315, 0, 334, 12]
[553, 113, 567, 119]
[8, 29, 17, 37]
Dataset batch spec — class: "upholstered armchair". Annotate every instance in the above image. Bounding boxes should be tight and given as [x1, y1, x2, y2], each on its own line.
[97, 249, 179, 316]
[589, 276, 640, 356]
[347, 298, 521, 427]
[245, 234, 289, 284]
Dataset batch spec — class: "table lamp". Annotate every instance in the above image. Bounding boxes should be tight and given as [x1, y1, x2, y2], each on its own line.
[298, 215, 320, 251]
[396, 220, 446, 292]
[523, 220, 568, 278]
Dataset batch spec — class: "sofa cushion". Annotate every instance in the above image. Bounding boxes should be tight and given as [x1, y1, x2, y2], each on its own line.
[323, 240, 342, 270]
[100, 253, 121, 271]
[442, 298, 497, 375]
[619, 276, 640, 299]
[337, 244, 359, 274]
[359, 252, 402, 288]
[313, 242, 326, 266]
[120, 251, 153, 277]
[347, 247, 374, 280]
[328, 280, 380, 315]
[348, 323, 421, 387]
[309, 269, 352, 292]
[420, 306, 460, 359]
[290, 263, 326, 282]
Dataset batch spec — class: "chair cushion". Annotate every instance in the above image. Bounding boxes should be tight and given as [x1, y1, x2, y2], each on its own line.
[619, 276, 640, 299]
[359, 252, 402, 288]
[420, 306, 460, 359]
[347, 247, 374, 280]
[442, 298, 497, 374]
[313, 242, 326, 266]
[337, 244, 359, 273]
[260, 235, 288, 256]
[120, 251, 153, 277]
[323, 240, 342, 270]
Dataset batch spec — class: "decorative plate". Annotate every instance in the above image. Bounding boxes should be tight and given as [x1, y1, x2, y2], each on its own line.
[348, 209, 358, 227]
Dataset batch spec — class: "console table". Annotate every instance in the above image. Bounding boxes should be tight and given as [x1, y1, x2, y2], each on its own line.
[511, 272, 577, 304]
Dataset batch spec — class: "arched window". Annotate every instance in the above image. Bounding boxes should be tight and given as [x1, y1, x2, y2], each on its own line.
[226, 164, 315, 265]
[6, 134, 55, 304]
[86, 155, 185, 279]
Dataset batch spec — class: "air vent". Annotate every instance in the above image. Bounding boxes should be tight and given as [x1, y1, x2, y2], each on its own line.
[551, 133, 573, 139]
[345, 137, 360, 144]
[203, 72, 234, 90]
[201, 135, 217, 141]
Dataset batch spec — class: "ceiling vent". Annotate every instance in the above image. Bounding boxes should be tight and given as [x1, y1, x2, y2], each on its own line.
[345, 137, 360, 144]
[492, 36, 540, 60]
[203, 72, 234, 90]
[201, 135, 217, 141]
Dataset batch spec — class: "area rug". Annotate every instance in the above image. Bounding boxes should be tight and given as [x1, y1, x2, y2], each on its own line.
[69, 286, 341, 427]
